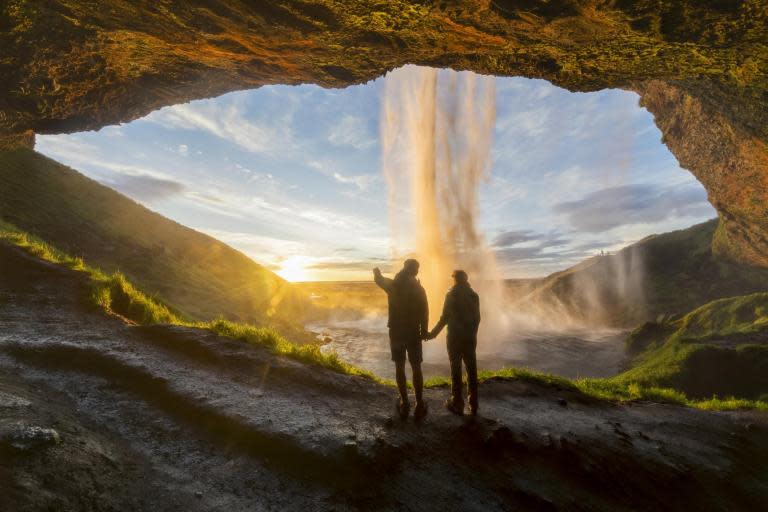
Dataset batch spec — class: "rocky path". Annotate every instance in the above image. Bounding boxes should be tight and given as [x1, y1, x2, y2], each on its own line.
[1, 242, 767, 511]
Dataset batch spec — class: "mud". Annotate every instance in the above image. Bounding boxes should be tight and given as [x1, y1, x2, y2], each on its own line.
[1, 241, 767, 511]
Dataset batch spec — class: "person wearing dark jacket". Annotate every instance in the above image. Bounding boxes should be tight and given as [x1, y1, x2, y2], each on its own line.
[374, 259, 429, 419]
[427, 270, 481, 416]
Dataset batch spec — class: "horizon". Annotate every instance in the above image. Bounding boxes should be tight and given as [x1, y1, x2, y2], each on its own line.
[36, 67, 716, 282]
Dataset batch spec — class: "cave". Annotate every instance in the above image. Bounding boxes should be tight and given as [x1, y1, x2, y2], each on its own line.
[2, 3, 768, 510]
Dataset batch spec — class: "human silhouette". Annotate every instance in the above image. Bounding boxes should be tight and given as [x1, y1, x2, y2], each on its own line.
[427, 270, 481, 416]
[373, 259, 429, 419]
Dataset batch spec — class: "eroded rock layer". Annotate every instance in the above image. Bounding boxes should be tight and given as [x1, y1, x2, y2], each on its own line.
[1, 1, 766, 264]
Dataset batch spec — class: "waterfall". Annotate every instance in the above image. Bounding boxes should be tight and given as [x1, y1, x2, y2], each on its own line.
[381, 65, 511, 348]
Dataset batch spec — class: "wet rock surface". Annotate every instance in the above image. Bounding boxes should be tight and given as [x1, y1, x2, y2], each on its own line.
[1, 242, 767, 511]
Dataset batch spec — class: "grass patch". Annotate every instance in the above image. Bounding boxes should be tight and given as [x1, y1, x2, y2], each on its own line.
[2, 219, 766, 411]
[426, 366, 576, 390]
[427, 363, 768, 411]
[426, 363, 768, 411]
[92, 272, 180, 325]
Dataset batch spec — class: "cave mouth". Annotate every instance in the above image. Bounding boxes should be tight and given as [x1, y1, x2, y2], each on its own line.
[35, 65, 715, 284]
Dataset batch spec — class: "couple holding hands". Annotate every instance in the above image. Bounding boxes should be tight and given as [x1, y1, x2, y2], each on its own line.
[373, 259, 481, 420]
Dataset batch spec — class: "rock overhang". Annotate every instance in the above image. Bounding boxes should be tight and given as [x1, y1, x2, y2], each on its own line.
[1, 0, 766, 264]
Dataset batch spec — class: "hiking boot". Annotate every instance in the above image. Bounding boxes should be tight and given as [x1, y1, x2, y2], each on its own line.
[445, 399, 464, 416]
[397, 398, 411, 420]
[414, 401, 428, 420]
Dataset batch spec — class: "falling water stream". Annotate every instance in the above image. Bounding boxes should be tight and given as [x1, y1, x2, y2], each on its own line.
[381, 65, 511, 349]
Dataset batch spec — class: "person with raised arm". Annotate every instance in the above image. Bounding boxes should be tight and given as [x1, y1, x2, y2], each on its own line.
[373, 259, 429, 420]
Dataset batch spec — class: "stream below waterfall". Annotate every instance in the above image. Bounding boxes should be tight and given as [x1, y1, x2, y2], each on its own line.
[311, 316, 627, 380]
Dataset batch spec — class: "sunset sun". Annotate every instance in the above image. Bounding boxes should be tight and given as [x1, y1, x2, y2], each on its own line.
[277, 255, 311, 282]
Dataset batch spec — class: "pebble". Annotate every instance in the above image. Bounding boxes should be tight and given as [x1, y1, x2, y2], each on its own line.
[0, 391, 32, 408]
[3, 425, 61, 451]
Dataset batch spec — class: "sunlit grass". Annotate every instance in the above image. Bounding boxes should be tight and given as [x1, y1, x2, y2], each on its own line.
[425, 363, 768, 410]
[426, 364, 768, 411]
[2, 219, 766, 411]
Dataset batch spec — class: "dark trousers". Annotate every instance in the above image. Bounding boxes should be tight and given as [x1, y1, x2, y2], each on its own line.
[447, 335, 478, 409]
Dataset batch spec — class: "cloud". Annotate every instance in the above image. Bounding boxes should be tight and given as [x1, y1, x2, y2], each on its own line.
[332, 172, 378, 191]
[553, 183, 713, 232]
[306, 257, 391, 271]
[177, 144, 189, 156]
[307, 158, 379, 191]
[105, 174, 186, 202]
[495, 246, 548, 261]
[328, 115, 375, 149]
[493, 229, 573, 264]
[199, 229, 308, 267]
[99, 125, 124, 137]
[492, 229, 544, 247]
[144, 100, 293, 154]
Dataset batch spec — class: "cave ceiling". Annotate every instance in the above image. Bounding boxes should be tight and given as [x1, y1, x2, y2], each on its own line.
[1, 0, 766, 265]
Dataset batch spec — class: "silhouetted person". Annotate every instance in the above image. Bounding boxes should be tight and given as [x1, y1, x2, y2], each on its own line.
[373, 259, 428, 419]
[427, 270, 481, 416]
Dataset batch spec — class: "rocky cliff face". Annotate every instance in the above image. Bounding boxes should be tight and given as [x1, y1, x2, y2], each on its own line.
[1, 0, 766, 264]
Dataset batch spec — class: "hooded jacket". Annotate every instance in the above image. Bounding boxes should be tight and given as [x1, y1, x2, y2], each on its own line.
[374, 269, 428, 338]
[435, 282, 480, 340]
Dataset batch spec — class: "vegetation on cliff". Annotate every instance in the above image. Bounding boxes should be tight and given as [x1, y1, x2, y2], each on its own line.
[620, 292, 768, 400]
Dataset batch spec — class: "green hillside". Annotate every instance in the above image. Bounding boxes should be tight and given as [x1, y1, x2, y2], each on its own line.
[519, 220, 768, 327]
[618, 292, 768, 400]
[0, 148, 309, 337]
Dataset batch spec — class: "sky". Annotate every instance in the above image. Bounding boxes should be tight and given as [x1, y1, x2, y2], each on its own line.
[36, 67, 715, 281]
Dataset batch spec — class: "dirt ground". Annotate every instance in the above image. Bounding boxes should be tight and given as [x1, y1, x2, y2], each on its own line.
[1, 242, 767, 511]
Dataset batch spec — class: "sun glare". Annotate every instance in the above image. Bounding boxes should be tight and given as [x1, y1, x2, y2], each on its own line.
[277, 255, 311, 282]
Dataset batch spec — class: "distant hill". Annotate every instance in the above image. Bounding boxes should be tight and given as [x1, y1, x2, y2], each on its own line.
[516, 219, 768, 328]
[0, 148, 309, 336]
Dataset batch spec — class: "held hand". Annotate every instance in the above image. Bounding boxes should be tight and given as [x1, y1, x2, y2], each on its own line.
[373, 267, 382, 277]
